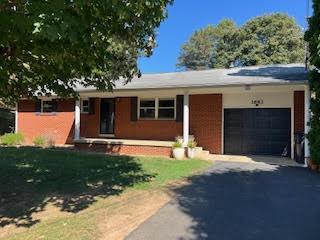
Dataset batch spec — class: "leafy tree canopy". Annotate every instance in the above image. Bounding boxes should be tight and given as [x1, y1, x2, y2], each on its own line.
[0, 0, 173, 103]
[178, 13, 305, 70]
[238, 13, 305, 66]
[305, 0, 320, 163]
[177, 19, 238, 70]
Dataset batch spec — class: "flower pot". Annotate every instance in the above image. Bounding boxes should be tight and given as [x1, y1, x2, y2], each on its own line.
[311, 163, 318, 171]
[172, 147, 185, 160]
[187, 147, 196, 158]
[308, 160, 318, 171]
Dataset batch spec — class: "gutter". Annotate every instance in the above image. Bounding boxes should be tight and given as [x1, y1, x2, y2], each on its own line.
[75, 81, 308, 94]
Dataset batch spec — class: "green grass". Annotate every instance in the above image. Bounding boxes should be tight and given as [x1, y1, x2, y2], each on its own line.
[0, 147, 210, 240]
[8, 213, 97, 240]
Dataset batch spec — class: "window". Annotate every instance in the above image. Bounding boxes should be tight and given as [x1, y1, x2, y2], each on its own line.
[81, 99, 89, 113]
[158, 99, 175, 119]
[139, 99, 155, 119]
[42, 101, 54, 113]
[138, 97, 175, 119]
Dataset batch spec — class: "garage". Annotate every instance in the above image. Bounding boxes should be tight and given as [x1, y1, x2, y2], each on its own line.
[224, 108, 291, 157]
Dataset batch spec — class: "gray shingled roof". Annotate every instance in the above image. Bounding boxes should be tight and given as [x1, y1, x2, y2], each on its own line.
[76, 64, 307, 92]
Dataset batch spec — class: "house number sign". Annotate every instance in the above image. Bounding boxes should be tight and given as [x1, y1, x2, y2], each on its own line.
[251, 99, 264, 106]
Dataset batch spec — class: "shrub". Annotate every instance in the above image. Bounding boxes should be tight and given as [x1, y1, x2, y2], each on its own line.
[33, 135, 46, 146]
[187, 138, 197, 149]
[0, 132, 24, 146]
[46, 135, 56, 148]
[305, 0, 320, 165]
[172, 141, 183, 148]
[173, 136, 183, 148]
[33, 135, 56, 148]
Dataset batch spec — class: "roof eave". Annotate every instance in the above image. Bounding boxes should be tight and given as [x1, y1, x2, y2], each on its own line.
[75, 80, 308, 93]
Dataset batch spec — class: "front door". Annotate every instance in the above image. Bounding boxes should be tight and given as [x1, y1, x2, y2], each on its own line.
[100, 98, 115, 135]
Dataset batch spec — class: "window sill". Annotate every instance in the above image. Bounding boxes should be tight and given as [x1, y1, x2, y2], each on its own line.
[35, 112, 57, 116]
[138, 118, 176, 121]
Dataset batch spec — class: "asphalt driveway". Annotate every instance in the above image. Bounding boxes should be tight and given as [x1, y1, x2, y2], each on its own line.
[127, 161, 320, 240]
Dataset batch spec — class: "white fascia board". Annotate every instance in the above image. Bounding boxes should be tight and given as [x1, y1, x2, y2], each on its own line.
[78, 83, 307, 98]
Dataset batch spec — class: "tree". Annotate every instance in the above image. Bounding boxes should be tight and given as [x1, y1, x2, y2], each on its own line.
[177, 13, 305, 70]
[177, 25, 216, 70]
[238, 13, 305, 66]
[177, 19, 238, 70]
[0, 0, 173, 103]
[305, 0, 320, 164]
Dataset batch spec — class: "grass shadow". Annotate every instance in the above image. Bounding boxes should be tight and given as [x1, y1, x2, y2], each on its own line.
[0, 147, 154, 228]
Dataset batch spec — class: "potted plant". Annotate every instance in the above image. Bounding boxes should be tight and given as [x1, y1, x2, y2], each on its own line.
[172, 136, 185, 160]
[187, 138, 197, 158]
[307, 159, 318, 171]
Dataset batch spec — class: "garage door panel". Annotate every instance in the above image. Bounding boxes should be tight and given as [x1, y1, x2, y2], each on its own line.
[224, 108, 291, 156]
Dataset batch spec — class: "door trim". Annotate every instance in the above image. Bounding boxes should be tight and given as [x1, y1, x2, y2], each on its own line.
[223, 108, 292, 157]
[99, 98, 115, 135]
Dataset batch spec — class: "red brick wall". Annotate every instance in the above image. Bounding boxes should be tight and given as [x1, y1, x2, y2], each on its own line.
[190, 94, 222, 154]
[75, 143, 172, 157]
[294, 91, 305, 133]
[18, 95, 224, 152]
[114, 97, 182, 141]
[18, 100, 74, 144]
[81, 98, 100, 138]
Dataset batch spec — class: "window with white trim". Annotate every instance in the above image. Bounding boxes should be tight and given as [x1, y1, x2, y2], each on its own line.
[81, 99, 89, 113]
[158, 99, 175, 119]
[139, 97, 175, 120]
[42, 100, 54, 113]
[139, 99, 156, 119]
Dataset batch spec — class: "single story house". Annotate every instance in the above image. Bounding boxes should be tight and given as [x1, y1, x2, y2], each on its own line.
[16, 64, 310, 164]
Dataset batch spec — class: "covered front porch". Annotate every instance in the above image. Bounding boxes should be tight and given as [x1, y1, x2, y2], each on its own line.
[71, 82, 311, 163]
[72, 91, 191, 157]
[73, 92, 191, 157]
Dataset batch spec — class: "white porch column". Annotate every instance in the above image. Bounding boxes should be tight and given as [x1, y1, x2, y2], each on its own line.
[183, 92, 189, 146]
[74, 100, 81, 140]
[15, 102, 18, 133]
[305, 85, 311, 165]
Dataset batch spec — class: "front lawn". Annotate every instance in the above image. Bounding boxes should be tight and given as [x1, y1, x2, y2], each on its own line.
[0, 147, 210, 240]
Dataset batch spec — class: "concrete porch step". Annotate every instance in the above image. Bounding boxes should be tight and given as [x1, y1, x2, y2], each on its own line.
[194, 147, 210, 159]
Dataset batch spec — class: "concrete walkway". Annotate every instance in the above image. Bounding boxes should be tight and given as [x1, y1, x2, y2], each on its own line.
[208, 154, 304, 167]
[127, 161, 320, 240]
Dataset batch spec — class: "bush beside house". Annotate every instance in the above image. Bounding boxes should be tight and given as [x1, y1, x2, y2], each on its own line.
[33, 135, 56, 147]
[0, 108, 15, 135]
[0, 133, 24, 146]
[305, 0, 320, 169]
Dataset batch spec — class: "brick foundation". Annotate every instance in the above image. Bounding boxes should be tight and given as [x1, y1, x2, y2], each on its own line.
[75, 143, 172, 157]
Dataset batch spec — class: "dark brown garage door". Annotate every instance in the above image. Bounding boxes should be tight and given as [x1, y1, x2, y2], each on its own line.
[224, 108, 291, 157]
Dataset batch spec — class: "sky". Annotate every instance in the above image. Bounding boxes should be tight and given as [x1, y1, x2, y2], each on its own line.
[138, 0, 310, 74]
